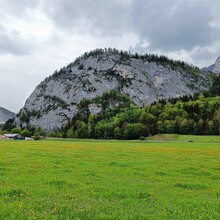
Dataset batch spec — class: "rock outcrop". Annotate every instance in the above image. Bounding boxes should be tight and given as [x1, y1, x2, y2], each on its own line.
[15, 49, 213, 131]
[213, 56, 220, 74]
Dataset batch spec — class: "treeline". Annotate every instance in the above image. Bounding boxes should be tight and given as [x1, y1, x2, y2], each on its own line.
[71, 48, 201, 74]
[71, 48, 196, 68]
[45, 48, 202, 82]
[56, 91, 220, 139]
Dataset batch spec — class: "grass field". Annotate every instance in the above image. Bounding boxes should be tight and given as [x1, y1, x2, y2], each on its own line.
[0, 136, 220, 219]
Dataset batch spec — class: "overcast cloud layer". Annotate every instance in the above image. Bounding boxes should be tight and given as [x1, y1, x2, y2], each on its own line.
[0, 0, 220, 112]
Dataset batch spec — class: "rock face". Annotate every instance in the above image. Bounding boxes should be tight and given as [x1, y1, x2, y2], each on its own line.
[16, 49, 212, 131]
[213, 56, 220, 74]
[0, 107, 15, 124]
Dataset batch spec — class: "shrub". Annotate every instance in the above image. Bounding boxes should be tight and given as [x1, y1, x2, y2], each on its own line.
[11, 127, 21, 134]
[140, 136, 146, 141]
[32, 132, 41, 140]
[21, 129, 32, 137]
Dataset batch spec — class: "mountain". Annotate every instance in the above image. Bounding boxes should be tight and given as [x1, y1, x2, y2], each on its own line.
[15, 48, 213, 131]
[201, 64, 215, 73]
[0, 107, 15, 124]
[202, 55, 220, 74]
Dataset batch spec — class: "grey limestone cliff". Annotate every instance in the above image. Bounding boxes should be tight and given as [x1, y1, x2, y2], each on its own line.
[213, 56, 220, 74]
[16, 49, 212, 131]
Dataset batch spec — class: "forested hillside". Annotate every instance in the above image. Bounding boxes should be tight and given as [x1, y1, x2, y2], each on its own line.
[51, 91, 220, 139]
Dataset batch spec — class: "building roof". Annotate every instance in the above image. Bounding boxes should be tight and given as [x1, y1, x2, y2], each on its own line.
[4, 134, 19, 138]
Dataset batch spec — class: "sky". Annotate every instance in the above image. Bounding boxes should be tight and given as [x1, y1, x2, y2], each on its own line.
[0, 0, 220, 112]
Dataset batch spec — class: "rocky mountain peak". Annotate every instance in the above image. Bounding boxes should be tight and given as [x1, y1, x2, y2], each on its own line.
[13, 48, 213, 131]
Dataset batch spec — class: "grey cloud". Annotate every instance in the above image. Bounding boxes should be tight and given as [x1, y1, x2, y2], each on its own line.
[190, 47, 220, 67]
[129, 41, 149, 54]
[42, 0, 219, 53]
[0, 0, 39, 55]
[0, 25, 33, 55]
[42, 0, 131, 36]
[1, 0, 219, 53]
[0, 0, 39, 17]
[132, 0, 214, 51]
[0, 0, 219, 58]
[192, 48, 216, 61]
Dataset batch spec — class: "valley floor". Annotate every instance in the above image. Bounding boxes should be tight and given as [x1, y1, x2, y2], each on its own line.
[0, 136, 220, 219]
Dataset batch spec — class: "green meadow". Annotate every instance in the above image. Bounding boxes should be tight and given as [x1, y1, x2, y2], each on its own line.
[0, 136, 220, 219]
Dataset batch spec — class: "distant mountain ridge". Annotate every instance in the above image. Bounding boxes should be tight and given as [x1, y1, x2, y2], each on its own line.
[0, 106, 15, 124]
[14, 48, 214, 131]
[201, 64, 215, 73]
[202, 55, 220, 74]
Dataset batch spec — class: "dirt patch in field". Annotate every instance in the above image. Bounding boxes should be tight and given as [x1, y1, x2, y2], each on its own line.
[0, 135, 8, 140]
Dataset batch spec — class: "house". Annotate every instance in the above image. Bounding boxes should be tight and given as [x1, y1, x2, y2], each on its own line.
[3, 134, 24, 140]
[4, 134, 19, 140]
[3, 134, 34, 140]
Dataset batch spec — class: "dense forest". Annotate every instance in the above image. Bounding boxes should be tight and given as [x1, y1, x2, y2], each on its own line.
[54, 91, 219, 139]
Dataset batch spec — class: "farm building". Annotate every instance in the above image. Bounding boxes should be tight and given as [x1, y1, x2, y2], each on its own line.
[3, 134, 34, 140]
[4, 134, 24, 140]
